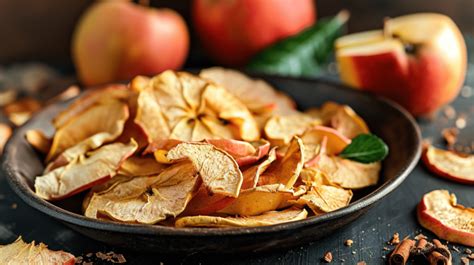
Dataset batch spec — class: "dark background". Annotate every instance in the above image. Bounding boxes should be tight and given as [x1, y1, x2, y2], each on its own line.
[1, 0, 473, 65]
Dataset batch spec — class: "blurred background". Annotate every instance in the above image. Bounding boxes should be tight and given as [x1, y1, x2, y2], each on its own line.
[1, 0, 473, 67]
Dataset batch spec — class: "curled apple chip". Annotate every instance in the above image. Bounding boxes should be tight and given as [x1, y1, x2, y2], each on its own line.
[175, 207, 308, 228]
[199, 67, 296, 115]
[3, 97, 42, 126]
[316, 154, 381, 189]
[417, 190, 474, 247]
[0, 237, 75, 265]
[264, 114, 321, 145]
[206, 139, 270, 166]
[242, 147, 277, 189]
[118, 156, 167, 177]
[166, 142, 243, 197]
[35, 140, 137, 200]
[220, 184, 306, 216]
[318, 102, 369, 139]
[422, 145, 474, 184]
[258, 137, 305, 188]
[85, 162, 200, 224]
[181, 186, 236, 216]
[294, 185, 353, 215]
[52, 84, 130, 129]
[47, 99, 129, 161]
[134, 70, 259, 142]
[301, 126, 351, 156]
[25, 129, 51, 154]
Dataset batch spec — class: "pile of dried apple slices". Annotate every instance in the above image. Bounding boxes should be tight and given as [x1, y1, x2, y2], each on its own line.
[28, 68, 388, 228]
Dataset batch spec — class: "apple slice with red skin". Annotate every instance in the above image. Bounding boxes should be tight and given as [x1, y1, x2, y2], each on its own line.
[301, 125, 351, 155]
[422, 145, 474, 184]
[180, 186, 235, 216]
[417, 190, 474, 247]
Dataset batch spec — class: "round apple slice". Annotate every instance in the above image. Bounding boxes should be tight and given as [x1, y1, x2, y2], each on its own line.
[417, 190, 474, 247]
[422, 145, 474, 184]
[175, 207, 308, 228]
[85, 162, 201, 224]
[166, 142, 243, 198]
[0, 237, 75, 265]
[35, 140, 137, 200]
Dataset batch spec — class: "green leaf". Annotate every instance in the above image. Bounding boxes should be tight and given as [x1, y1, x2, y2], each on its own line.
[246, 10, 349, 77]
[340, 134, 389, 163]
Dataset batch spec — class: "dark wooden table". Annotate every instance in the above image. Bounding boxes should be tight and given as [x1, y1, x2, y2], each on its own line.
[1, 42, 473, 265]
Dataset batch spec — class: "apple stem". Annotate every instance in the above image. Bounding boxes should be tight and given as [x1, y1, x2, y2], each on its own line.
[138, 0, 150, 6]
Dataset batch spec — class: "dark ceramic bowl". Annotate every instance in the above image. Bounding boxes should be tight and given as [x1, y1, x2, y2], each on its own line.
[1, 76, 421, 253]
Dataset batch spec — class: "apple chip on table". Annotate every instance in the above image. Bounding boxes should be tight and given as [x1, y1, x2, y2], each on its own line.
[28, 69, 387, 228]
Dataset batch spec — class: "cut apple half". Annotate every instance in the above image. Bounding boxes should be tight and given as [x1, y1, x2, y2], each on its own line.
[175, 207, 308, 228]
[335, 13, 466, 116]
[417, 190, 474, 247]
[422, 145, 474, 184]
[0, 237, 75, 265]
[35, 140, 137, 200]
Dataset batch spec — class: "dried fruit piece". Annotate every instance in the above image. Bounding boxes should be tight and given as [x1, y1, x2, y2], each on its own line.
[422, 145, 474, 184]
[180, 186, 235, 216]
[0, 237, 75, 265]
[134, 71, 259, 142]
[241, 147, 277, 189]
[319, 102, 369, 139]
[47, 99, 129, 161]
[0, 123, 12, 154]
[175, 207, 308, 228]
[220, 184, 306, 216]
[301, 126, 351, 155]
[199, 67, 296, 115]
[3, 97, 42, 126]
[294, 185, 352, 215]
[206, 139, 270, 166]
[316, 154, 381, 189]
[85, 162, 200, 224]
[166, 142, 243, 197]
[264, 114, 320, 145]
[417, 190, 474, 247]
[129, 75, 151, 92]
[53, 84, 130, 129]
[25, 129, 51, 154]
[35, 140, 137, 200]
[258, 137, 305, 188]
[118, 156, 167, 177]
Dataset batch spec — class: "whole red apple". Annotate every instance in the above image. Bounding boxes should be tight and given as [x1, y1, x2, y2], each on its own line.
[192, 0, 316, 66]
[72, 1, 189, 86]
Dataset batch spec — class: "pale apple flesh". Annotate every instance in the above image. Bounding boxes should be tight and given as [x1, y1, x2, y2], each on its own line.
[336, 13, 467, 116]
[417, 190, 474, 247]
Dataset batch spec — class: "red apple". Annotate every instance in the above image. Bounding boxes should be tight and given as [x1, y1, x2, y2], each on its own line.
[192, 0, 315, 66]
[72, 1, 189, 85]
[417, 190, 474, 247]
[336, 13, 467, 116]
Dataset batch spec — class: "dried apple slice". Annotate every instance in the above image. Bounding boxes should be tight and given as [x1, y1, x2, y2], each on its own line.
[134, 70, 259, 142]
[294, 185, 352, 215]
[258, 137, 305, 188]
[422, 145, 474, 184]
[417, 190, 474, 247]
[3, 97, 42, 126]
[47, 99, 129, 161]
[181, 186, 236, 216]
[175, 207, 308, 228]
[206, 139, 270, 167]
[316, 154, 381, 189]
[52, 84, 130, 129]
[25, 129, 51, 154]
[301, 126, 351, 155]
[35, 140, 137, 200]
[264, 114, 321, 145]
[242, 147, 277, 189]
[85, 162, 200, 224]
[118, 156, 167, 177]
[0, 237, 75, 265]
[219, 184, 306, 216]
[199, 67, 296, 115]
[0, 123, 12, 154]
[166, 142, 243, 197]
[318, 102, 369, 139]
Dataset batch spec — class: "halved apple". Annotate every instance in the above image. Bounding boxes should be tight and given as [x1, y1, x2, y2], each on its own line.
[335, 13, 467, 116]
[35, 140, 137, 200]
[422, 145, 474, 184]
[417, 190, 474, 247]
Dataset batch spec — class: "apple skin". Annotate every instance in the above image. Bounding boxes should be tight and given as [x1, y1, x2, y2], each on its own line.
[73, 1, 189, 86]
[417, 191, 474, 247]
[336, 14, 467, 116]
[421, 146, 474, 185]
[192, 0, 315, 66]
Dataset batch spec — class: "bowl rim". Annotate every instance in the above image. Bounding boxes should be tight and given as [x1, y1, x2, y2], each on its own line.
[1, 76, 421, 237]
